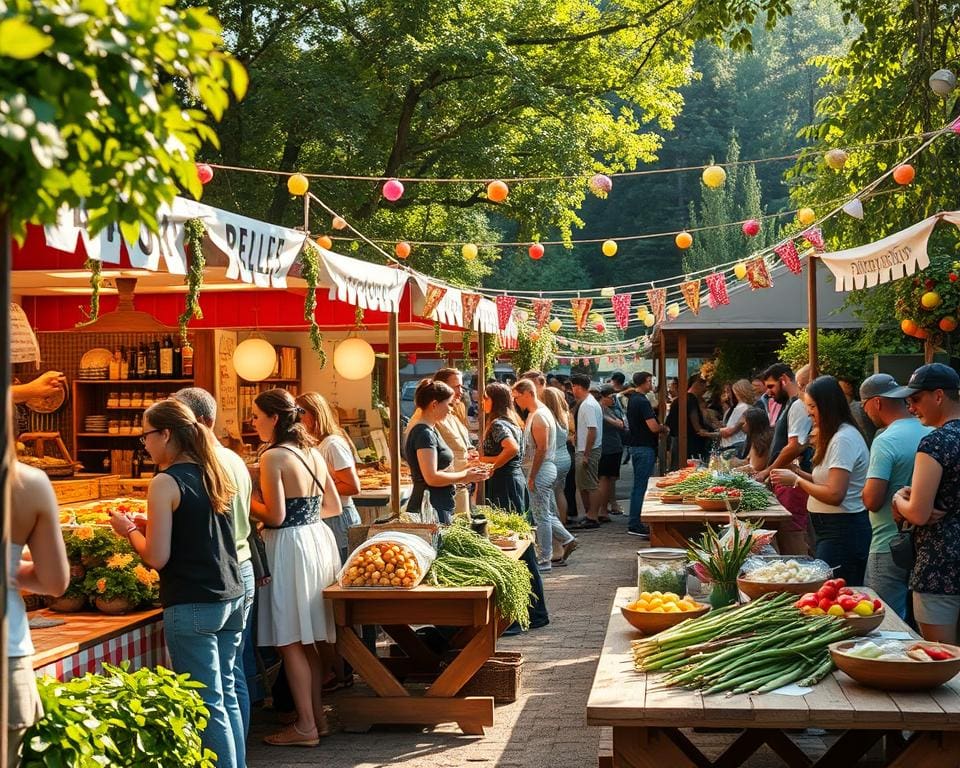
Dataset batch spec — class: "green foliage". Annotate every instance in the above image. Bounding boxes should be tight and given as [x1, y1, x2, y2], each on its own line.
[299, 241, 327, 367]
[0, 0, 245, 237]
[63, 527, 132, 567]
[886, 252, 960, 351]
[708, 339, 770, 385]
[77, 258, 101, 326]
[511, 322, 558, 374]
[178, 219, 206, 343]
[776, 328, 867, 381]
[83, 558, 158, 606]
[22, 663, 214, 768]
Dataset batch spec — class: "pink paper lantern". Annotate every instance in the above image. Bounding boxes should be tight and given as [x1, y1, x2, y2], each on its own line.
[528, 243, 544, 260]
[196, 163, 214, 185]
[382, 178, 404, 202]
[742, 219, 760, 237]
[588, 174, 613, 197]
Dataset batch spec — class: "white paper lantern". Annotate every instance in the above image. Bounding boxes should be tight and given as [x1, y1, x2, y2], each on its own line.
[334, 337, 376, 380]
[233, 337, 277, 382]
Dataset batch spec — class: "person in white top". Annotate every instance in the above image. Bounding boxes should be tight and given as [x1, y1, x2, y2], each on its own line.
[569, 373, 604, 528]
[6, 399, 70, 766]
[772, 376, 871, 585]
[717, 379, 754, 451]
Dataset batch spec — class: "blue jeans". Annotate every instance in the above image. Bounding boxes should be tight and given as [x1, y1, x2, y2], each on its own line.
[234, 560, 256, 739]
[810, 512, 871, 586]
[164, 596, 245, 768]
[527, 461, 572, 565]
[323, 501, 362, 563]
[629, 446, 657, 531]
[865, 551, 910, 620]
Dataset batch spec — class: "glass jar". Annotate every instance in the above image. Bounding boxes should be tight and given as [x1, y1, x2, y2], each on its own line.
[131, 389, 143, 407]
[119, 418, 132, 435]
[107, 392, 119, 408]
[108, 419, 120, 435]
[637, 548, 688, 596]
[119, 391, 131, 407]
[142, 391, 154, 407]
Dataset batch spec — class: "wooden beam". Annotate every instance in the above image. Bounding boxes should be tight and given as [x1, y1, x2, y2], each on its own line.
[657, 335, 668, 473]
[477, 333, 487, 501]
[807, 256, 818, 378]
[677, 331, 688, 465]
[387, 313, 402, 517]
[1, 212, 12, 767]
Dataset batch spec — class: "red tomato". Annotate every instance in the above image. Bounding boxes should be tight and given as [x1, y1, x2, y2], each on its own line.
[873, 598, 883, 612]
[796, 596, 819, 609]
[839, 596, 858, 612]
[833, 578, 846, 589]
[838, 587, 854, 596]
[817, 586, 837, 602]
[818, 598, 835, 612]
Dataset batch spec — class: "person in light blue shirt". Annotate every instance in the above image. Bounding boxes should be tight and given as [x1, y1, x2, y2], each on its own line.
[860, 374, 932, 618]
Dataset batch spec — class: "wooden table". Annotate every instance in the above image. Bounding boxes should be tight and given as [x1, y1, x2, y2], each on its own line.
[323, 540, 528, 735]
[587, 587, 960, 767]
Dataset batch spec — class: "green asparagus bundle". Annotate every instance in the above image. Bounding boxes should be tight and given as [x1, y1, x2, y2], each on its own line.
[667, 472, 772, 511]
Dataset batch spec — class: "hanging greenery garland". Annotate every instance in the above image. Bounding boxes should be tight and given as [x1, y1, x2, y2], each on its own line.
[354, 305, 365, 328]
[511, 321, 558, 374]
[77, 257, 102, 326]
[461, 331, 472, 365]
[299, 241, 327, 368]
[483, 332, 502, 374]
[434, 319, 445, 356]
[178, 218, 206, 343]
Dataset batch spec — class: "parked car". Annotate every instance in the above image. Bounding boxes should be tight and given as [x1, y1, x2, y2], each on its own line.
[400, 380, 418, 420]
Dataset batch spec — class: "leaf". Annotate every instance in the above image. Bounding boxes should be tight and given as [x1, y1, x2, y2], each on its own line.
[226, 56, 248, 101]
[0, 18, 54, 59]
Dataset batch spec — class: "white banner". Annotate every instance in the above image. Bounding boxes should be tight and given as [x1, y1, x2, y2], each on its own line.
[317, 246, 411, 312]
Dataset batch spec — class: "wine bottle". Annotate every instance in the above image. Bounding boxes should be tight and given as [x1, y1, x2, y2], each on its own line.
[119, 346, 129, 380]
[173, 340, 182, 378]
[181, 341, 194, 377]
[159, 335, 174, 378]
[136, 343, 147, 378]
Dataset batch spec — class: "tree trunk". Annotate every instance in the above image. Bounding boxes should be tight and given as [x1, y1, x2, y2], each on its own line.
[265, 131, 304, 225]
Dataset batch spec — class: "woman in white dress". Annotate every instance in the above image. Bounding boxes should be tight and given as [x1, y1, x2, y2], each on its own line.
[250, 388, 342, 747]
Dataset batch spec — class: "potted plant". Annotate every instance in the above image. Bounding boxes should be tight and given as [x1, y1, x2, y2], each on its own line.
[83, 554, 159, 614]
[65, 526, 133, 569]
[44, 575, 88, 613]
[687, 522, 756, 608]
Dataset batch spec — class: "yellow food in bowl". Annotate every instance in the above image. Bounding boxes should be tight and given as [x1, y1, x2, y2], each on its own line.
[628, 591, 702, 613]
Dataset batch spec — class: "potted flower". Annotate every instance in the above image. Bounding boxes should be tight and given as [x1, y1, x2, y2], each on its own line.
[83, 553, 159, 614]
[45, 575, 88, 613]
[687, 522, 755, 608]
[65, 526, 133, 569]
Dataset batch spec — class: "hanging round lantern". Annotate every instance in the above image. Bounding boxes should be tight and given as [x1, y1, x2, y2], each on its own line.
[528, 242, 544, 260]
[196, 163, 214, 185]
[675, 231, 693, 249]
[702, 165, 726, 188]
[901, 318, 918, 336]
[940, 316, 958, 333]
[643, 314, 655, 328]
[824, 149, 848, 170]
[921, 290, 941, 309]
[734, 262, 748, 280]
[742, 219, 760, 237]
[406, 353, 418, 366]
[588, 173, 613, 197]
[395, 241, 411, 259]
[382, 178, 404, 202]
[797, 207, 816, 226]
[930, 68, 958, 96]
[666, 303, 680, 320]
[548, 318, 562, 333]
[315, 235, 333, 250]
[636, 306, 649, 321]
[287, 173, 309, 196]
[233, 337, 278, 382]
[333, 337, 376, 380]
[594, 321, 606, 334]
[462, 243, 478, 261]
[893, 164, 915, 185]
[487, 180, 509, 203]
[332, 216, 348, 230]
[601, 239, 618, 257]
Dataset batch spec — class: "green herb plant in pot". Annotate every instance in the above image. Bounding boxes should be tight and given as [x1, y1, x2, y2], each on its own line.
[687, 522, 756, 608]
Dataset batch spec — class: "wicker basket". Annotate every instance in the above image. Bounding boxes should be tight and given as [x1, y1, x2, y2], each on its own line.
[459, 652, 523, 704]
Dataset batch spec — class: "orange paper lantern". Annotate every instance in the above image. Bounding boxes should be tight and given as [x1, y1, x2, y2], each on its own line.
[901, 318, 918, 336]
[487, 180, 509, 203]
[395, 241, 411, 259]
[315, 235, 333, 250]
[940, 316, 958, 333]
[892, 164, 915, 185]
[675, 231, 693, 249]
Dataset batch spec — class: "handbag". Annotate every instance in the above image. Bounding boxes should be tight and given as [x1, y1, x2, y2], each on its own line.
[889, 519, 916, 572]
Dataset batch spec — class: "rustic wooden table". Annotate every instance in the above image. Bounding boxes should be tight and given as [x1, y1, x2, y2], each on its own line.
[587, 587, 960, 767]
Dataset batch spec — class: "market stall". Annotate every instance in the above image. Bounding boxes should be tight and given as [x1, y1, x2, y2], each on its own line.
[641, 496, 793, 550]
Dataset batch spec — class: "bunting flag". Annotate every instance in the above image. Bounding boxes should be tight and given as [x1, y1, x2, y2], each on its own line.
[570, 298, 593, 331]
[679, 279, 701, 315]
[461, 292, 482, 328]
[745, 257, 774, 290]
[803, 227, 825, 251]
[532, 298, 553, 330]
[422, 284, 448, 317]
[774, 240, 802, 275]
[495, 294, 517, 330]
[611, 293, 632, 330]
[705, 272, 730, 307]
[645, 288, 666, 324]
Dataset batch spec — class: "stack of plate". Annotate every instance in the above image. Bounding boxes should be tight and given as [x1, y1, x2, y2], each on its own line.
[84, 415, 108, 433]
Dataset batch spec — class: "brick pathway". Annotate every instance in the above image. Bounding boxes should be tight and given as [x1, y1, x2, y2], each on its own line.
[247, 470, 884, 767]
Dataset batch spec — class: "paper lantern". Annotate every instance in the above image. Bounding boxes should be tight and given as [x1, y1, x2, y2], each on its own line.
[636, 306, 649, 321]
[930, 69, 958, 97]
[529, 242, 544, 260]
[643, 315, 655, 328]
[382, 178, 404, 201]
[11, 302, 40, 365]
[893, 164, 915, 185]
[675, 231, 693, 249]
[742, 219, 760, 237]
[940, 316, 958, 332]
[233, 337, 277, 382]
[315, 235, 333, 250]
[602, 239, 618, 257]
[549, 318, 562, 333]
[901, 319, 918, 336]
[487, 180, 509, 203]
[462, 243, 478, 261]
[666, 303, 680, 319]
[395, 241, 411, 259]
[287, 173, 309, 196]
[589, 173, 612, 197]
[824, 149, 848, 170]
[702, 165, 726, 188]
[734, 262, 747, 280]
[594, 321, 606, 333]
[332, 216, 347, 230]
[842, 198, 864, 220]
[333, 337, 376, 380]
[921, 291, 941, 309]
[196, 163, 214, 185]
[406, 353, 418, 366]
[797, 207, 816, 226]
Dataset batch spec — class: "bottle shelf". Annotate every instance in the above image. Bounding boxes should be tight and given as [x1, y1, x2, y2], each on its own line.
[75, 379, 193, 385]
[77, 432, 143, 437]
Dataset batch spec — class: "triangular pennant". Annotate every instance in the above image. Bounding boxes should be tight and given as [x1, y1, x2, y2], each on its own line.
[803, 227, 824, 251]
[532, 298, 553, 330]
[679, 280, 701, 315]
[495, 295, 517, 330]
[422, 284, 448, 317]
[570, 298, 593, 331]
[774, 241, 802, 275]
[611, 293, 632, 330]
[645, 288, 666, 324]
[745, 257, 774, 290]
[461, 292, 482, 328]
[705, 272, 730, 306]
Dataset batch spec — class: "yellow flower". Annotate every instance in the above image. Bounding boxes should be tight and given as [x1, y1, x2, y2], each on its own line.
[106, 553, 134, 570]
[96, 578, 107, 593]
[74, 526, 95, 541]
[133, 565, 159, 587]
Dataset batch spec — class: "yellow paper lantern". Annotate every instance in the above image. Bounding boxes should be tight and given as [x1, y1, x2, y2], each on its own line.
[797, 207, 816, 226]
[333, 337, 376, 380]
[643, 314, 655, 328]
[548, 318, 562, 333]
[233, 337, 277, 382]
[287, 173, 309, 196]
[332, 216, 348, 230]
[824, 149, 848, 170]
[702, 165, 726, 188]
[734, 262, 747, 280]
[602, 239, 618, 257]
[636, 307, 649, 321]
[675, 231, 693, 249]
[921, 291, 942, 309]
[462, 243, 478, 261]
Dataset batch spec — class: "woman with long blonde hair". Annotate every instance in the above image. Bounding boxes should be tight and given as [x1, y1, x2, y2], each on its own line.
[542, 387, 574, 527]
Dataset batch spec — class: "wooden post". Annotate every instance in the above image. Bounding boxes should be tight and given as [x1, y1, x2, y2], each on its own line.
[1, 212, 12, 767]
[477, 333, 488, 501]
[657, 335, 668, 473]
[807, 256, 819, 378]
[678, 332, 688, 466]
[387, 313, 402, 517]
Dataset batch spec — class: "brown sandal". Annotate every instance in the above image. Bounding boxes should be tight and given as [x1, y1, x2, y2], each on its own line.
[263, 723, 319, 747]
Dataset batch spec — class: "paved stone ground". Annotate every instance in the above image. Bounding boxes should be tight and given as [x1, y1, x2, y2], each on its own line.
[247, 466, 885, 767]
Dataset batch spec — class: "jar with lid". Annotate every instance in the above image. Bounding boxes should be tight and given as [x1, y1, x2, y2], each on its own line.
[637, 548, 688, 596]
[107, 392, 119, 408]
[142, 390, 154, 407]
[131, 390, 143, 408]
[119, 418, 132, 435]
[119, 390, 131, 407]
[108, 419, 120, 435]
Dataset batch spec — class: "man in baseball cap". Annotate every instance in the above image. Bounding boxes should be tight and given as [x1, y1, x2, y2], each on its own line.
[885, 363, 960, 399]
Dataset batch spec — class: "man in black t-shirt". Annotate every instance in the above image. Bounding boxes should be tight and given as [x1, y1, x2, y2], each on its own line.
[626, 372, 669, 537]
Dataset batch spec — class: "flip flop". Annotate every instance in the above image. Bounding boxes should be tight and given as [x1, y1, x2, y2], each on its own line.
[264, 723, 320, 747]
[598, 516, 612, 523]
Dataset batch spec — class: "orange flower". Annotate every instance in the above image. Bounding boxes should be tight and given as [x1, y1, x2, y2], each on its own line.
[96, 578, 107, 593]
[133, 565, 159, 587]
[74, 526, 95, 541]
[106, 553, 134, 570]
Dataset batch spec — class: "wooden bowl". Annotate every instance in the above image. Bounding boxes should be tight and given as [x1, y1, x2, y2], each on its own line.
[695, 497, 741, 512]
[737, 576, 826, 600]
[842, 610, 886, 636]
[830, 640, 960, 691]
[620, 602, 710, 636]
[655, 478, 679, 489]
[660, 493, 687, 504]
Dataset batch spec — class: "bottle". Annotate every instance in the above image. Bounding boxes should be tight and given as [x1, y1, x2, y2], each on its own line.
[181, 341, 194, 378]
[173, 341, 182, 378]
[159, 335, 174, 378]
[119, 346, 129, 380]
[131, 447, 141, 479]
[136, 343, 147, 378]
[147, 339, 159, 378]
[109, 347, 121, 380]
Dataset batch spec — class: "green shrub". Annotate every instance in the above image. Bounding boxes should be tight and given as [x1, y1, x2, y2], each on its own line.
[776, 328, 868, 382]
